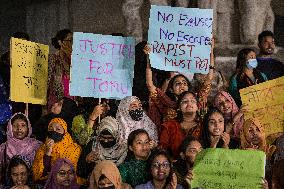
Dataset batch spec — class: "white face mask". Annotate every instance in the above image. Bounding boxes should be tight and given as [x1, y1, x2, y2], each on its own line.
[246, 59, 258, 69]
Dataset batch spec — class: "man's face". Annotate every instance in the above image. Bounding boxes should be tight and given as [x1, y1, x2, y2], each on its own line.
[259, 36, 275, 55]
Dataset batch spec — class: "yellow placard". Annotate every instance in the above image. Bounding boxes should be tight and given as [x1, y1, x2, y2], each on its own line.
[240, 76, 284, 140]
[10, 38, 49, 105]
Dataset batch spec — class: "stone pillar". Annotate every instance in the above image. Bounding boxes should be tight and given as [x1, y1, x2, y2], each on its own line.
[122, 0, 144, 43]
[238, 0, 274, 44]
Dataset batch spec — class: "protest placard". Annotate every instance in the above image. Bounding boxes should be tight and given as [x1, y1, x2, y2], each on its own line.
[191, 148, 266, 189]
[240, 76, 284, 141]
[10, 37, 49, 105]
[70, 32, 135, 99]
[148, 6, 213, 74]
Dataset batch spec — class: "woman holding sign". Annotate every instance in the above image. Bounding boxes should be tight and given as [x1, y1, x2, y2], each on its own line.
[47, 29, 74, 112]
[144, 42, 214, 131]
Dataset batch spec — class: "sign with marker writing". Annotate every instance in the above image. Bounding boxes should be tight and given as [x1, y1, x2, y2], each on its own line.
[191, 148, 265, 189]
[240, 76, 284, 142]
[70, 32, 135, 98]
[10, 38, 49, 105]
[148, 6, 213, 74]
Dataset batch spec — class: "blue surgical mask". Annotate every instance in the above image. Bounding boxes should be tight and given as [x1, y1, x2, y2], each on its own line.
[246, 59, 258, 69]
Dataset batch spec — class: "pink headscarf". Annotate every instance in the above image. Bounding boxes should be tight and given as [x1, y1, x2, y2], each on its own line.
[0, 113, 42, 163]
[44, 158, 80, 189]
[213, 91, 244, 138]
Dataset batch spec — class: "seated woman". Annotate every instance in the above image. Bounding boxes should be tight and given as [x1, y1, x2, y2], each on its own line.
[32, 118, 82, 184]
[159, 91, 203, 159]
[213, 91, 245, 139]
[89, 160, 131, 189]
[119, 129, 152, 187]
[4, 155, 38, 189]
[135, 149, 184, 189]
[229, 48, 268, 107]
[144, 44, 214, 129]
[173, 136, 203, 188]
[201, 108, 239, 149]
[33, 97, 79, 142]
[44, 158, 81, 189]
[72, 98, 110, 146]
[0, 113, 42, 180]
[116, 96, 158, 142]
[77, 116, 127, 180]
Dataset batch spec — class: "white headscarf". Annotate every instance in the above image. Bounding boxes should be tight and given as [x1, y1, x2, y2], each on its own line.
[116, 96, 158, 142]
[92, 116, 127, 165]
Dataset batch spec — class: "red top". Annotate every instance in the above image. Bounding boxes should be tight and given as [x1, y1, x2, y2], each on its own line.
[159, 119, 202, 159]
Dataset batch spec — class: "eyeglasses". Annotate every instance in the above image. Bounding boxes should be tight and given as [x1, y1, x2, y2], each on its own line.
[152, 161, 171, 169]
[57, 170, 74, 177]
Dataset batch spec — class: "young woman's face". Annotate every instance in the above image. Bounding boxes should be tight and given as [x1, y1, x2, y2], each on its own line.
[48, 122, 65, 134]
[12, 119, 28, 140]
[129, 133, 150, 160]
[59, 33, 73, 55]
[180, 93, 198, 114]
[171, 76, 189, 96]
[246, 51, 256, 61]
[184, 141, 202, 165]
[245, 124, 263, 145]
[151, 155, 171, 181]
[51, 100, 63, 114]
[128, 100, 142, 111]
[56, 163, 75, 187]
[216, 95, 232, 115]
[98, 176, 114, 188]
[208, 112, 225, 136]
[11, 164, 28, 186]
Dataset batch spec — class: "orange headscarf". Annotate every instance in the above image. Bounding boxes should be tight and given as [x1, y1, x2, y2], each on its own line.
[240, 118, 266, 152]
[89, 160, 122, 189]
[33, 118, 81, 181]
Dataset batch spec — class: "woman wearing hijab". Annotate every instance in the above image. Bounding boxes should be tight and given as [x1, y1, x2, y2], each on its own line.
[0, 113, 42, 182]
[116, 96, 158, 142]
[32, 118, 82, 184]
[77, 116, 127, 180]
[44, 158, 80, 189]
[33, 97, 78, 142]
[213, 91, 245, 139]
[89, 160, 131, 189]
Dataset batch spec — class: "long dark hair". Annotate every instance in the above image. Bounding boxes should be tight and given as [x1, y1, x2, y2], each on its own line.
[5, 156, 34, 187]
[147, 149, 173, 188]
[125, 129, 150, 161]
[176, 91, 199, 123]
[166, 74, 191, 101]
[201, 108, 224, 148]
[236, 48, 255, 72]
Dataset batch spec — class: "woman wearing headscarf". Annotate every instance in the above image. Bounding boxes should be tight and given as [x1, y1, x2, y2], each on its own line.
[0, 113, 42, 181]
[213, 91, 245, 139]
[32, 118, 82, 184]
[77, 116, 127, 180]
[116, 96, 158, 142]
[273, 134, 284, 163]
[33, 97, 78, 142]
[89, 160, 131, 189]
[43, 158, 80, 189]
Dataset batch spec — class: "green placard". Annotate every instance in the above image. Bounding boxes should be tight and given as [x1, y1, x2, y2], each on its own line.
[191, 148, 265, 189]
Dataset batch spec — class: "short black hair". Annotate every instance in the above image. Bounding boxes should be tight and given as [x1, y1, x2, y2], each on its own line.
[51, 29, 72, 49]
[180, 136, 200, 153]
[11, 113, 28, 126]
[258, 30, 274, 44]
[12, 32, 30, 40]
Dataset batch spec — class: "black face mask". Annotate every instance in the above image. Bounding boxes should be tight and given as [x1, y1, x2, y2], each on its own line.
[47, 131, 64, 142]
[99, 140, 116, 148]
[129, 109, 143, 121]
[98, 185, 115, 189]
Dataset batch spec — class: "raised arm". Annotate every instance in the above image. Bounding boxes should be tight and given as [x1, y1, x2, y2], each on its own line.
[144, 44, 157, 93]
